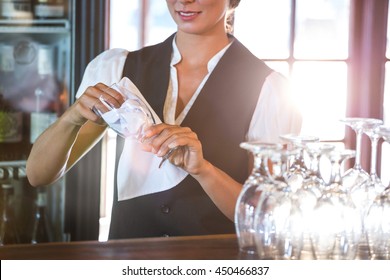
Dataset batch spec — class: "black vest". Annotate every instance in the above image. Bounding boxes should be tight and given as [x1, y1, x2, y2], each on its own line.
[109, 34, 272, 239]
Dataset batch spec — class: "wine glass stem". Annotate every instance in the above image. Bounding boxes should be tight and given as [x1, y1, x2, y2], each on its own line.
[330, 158, 342, 184]
[158, 147, 178, 168]
[253, 153, 271, 178]
[369, 135, 379, 177]
[308, 154, 321, 177]
[354, 128, 363, 170]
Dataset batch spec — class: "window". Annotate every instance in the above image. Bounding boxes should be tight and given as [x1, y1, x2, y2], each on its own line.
[234, 0, 350, 141]
[109, 0, 176, 50]
[235, 0, 388, 182]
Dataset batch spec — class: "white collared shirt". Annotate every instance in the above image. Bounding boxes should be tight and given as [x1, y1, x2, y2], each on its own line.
[163, 38, 232, 125]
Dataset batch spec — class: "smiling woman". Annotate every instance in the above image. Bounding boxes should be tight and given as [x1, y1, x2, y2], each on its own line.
[53, 0, 301, 241]
[103, 0, 387, 242]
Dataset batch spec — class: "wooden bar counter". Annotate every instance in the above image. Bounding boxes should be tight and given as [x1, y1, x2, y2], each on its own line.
[0, 234, 249, 260]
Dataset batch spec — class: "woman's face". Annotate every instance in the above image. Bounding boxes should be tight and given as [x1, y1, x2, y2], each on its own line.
[166, 0, 230, 35]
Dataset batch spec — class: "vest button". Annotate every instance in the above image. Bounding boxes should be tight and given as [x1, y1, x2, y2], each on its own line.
[160, 204, 170, 214]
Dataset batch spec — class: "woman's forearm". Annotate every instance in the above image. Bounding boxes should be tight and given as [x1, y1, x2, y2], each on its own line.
[26, 114, 82, 187]
[193, 160, 242, 221]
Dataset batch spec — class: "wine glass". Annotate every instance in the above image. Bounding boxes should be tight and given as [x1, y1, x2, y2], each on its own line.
[253, 148, 304, 260]
[350, 123, 386, 258]
[296, 143, 335, 259]
[279, 134, 320, 192]
[340, 117, 383, 190]
[364, 125, 390, 260]
[92, 83, 155, 138]
[310, 148, 362, 260]
[92, 83, 179, 168]
[235, 142, 283, 255]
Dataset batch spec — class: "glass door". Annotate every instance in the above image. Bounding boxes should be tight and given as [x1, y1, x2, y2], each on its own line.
[0, 0, 72, 244]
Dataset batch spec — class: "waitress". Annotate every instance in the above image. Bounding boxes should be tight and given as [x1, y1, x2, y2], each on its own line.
[26, 0, 302, 239]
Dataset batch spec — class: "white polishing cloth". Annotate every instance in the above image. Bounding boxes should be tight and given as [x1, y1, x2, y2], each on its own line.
[115, 77, 188, 201]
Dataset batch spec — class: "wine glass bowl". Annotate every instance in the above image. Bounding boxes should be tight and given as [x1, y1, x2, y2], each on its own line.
[235, 142, 283, 255]
[254, 176, 304, 260]
[92, 83, 155, 139]
[364, 125, 390, 260]
[294, 143, 335, 259]
[253, 147, 306, 260]
[310, 148, 362, 260]
[365, 188, 390, 260]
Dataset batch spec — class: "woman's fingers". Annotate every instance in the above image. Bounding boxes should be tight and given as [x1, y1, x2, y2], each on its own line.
[73, 82, 126, 125]
[142, 124, 192, 154]
[141, 123, 204, 171]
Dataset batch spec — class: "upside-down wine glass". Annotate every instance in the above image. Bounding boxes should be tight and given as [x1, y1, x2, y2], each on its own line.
[350, 122, 386, 259]
[297, 143, 335, 259]
[253, 148, 304, 260]
[310, 148, 362, 260]
[235, 142, 283, 255]
[340, 118, 383, 190]
[92, 83, 180, 168]
[365, 125, 390, 259]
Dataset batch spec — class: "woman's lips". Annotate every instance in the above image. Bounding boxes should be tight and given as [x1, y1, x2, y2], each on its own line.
[177, 11, 201, 21]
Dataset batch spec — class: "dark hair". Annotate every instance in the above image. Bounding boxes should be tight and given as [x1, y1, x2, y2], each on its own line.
[227, 0, 241, 33]
[230, 0, 241, 9]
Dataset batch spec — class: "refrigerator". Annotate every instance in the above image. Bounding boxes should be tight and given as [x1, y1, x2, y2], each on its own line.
[0, 0, 107, 244]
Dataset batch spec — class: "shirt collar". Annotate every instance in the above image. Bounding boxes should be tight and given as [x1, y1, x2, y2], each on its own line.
[171, 35, 234, 73]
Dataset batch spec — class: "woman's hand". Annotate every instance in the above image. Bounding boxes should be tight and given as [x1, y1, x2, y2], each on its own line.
[140, 123, 206, 175]
[141, 123, 243, 221]
[65, 82, 125, 126]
